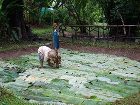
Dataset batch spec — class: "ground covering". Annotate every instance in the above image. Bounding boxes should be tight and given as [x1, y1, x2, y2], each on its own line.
[0, 48, 140, 105]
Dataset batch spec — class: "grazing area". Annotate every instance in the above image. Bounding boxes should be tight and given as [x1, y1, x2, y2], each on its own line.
[0, 48, 140, 105]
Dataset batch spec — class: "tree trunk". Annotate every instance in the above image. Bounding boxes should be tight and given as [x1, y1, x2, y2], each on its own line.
[2, 0, 30, 40]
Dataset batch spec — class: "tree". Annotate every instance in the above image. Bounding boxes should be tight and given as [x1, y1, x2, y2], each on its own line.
[1, 0, 30, 41]
[24, 0, 55, 25]
[97, 0, 140, 38]
[60, 0, 102, 33]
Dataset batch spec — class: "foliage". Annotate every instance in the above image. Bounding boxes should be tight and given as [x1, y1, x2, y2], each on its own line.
[96, 0, 140, 37]
[24, 0, 103, 26]
[62, 0, 103, 25]
[53, 8, 70, 25]
[82, 1, 103, 23]
[97, 0, 140, 24]
[24, 0, 54, 25]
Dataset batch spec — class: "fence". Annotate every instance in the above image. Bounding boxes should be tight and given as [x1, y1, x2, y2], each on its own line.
[59, 25, 140, 42]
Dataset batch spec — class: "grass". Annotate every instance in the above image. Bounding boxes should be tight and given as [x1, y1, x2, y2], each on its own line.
[32, 26, 53, 36]
[0, 40, 50, 52]
[61, 37, 140, 49]
[0, 87, 37, 105]
[1, 81, 139, 105]
[109, 92, 140, 105]
[0, 41, 39, 52]
[32, 26, 53, 41]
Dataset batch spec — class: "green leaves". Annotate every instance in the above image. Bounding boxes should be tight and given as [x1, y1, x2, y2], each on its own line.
[63, 0, 103, 25]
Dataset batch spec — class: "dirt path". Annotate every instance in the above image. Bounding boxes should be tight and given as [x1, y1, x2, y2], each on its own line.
[0, 43, 140, 61]
[0, 47, 38, 59]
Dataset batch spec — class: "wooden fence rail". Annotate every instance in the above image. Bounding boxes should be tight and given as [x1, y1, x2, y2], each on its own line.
[59, 25, 140, 41]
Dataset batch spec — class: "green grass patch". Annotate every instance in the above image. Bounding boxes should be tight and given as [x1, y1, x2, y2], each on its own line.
[0, 87, 36, 105]
[85, 80, 140, 97]
[6, 56, 38, 70]
[32, 26, 52, 36]
[62, 38, 140, 49]
[0, 41, 39, 52]
[0, 68, 18, 83]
